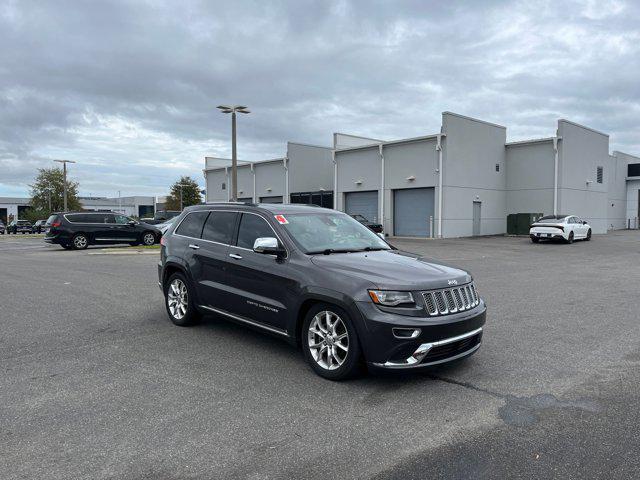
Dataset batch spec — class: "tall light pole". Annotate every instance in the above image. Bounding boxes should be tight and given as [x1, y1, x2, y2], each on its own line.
[53, 159, 76, 212]
[217, 105, 250, 201]
[177, 183, 190, 211]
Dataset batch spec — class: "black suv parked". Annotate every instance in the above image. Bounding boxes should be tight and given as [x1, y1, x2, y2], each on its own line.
[45, 212, 160, 250]
[32, 219, 48, 233]
[8, 220, 33, 234]
[158, 203, 486, 380]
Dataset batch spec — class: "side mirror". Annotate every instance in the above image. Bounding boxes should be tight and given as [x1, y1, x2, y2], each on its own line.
[253, 237, 284, 256]
[128, 220, 136, 226]
[582, 221, 587, 225]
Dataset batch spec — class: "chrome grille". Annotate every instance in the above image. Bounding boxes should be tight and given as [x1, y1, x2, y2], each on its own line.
[422, 283, 480, 317]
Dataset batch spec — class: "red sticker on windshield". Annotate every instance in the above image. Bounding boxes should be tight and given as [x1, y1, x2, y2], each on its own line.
[274, 215, 288, 224]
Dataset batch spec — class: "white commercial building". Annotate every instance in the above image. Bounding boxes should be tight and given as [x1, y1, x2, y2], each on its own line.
[204, 111, 640, 238]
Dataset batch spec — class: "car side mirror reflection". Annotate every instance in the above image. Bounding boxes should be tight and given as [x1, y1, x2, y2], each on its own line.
[253, 237, 284, 256]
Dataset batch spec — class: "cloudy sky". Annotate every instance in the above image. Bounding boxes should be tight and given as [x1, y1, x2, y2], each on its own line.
[1, 0, 639, 198]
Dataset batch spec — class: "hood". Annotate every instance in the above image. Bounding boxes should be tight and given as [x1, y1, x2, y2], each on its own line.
[310, 249, 471, 291]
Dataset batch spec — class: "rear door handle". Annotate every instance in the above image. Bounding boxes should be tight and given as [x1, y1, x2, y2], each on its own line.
[188, 244, 200, 250]
[229, 253, 242, 260]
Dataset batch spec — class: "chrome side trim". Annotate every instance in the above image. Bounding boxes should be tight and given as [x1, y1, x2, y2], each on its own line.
[199, 304, 289, 337]
[373, 327, 483, 369]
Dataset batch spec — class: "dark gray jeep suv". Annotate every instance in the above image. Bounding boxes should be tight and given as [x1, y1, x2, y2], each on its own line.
[158, 203, 486, 380]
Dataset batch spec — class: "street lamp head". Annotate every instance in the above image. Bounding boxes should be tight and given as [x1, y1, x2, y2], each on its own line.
[217, 105, 250, 114]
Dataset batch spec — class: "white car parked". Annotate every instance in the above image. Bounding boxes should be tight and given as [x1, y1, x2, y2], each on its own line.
[156, 216, 177, 236]
[529, 215, 592, 244]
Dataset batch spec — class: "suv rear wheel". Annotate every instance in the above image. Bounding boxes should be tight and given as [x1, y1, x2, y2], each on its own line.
[142, 231, 156, 246]
[164, 272, 200, 326]
[72, 233, 88, 250]
[302, 303, 362, 380]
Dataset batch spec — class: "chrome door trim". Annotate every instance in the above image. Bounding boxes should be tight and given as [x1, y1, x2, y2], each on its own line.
[199, 304, 289, 337]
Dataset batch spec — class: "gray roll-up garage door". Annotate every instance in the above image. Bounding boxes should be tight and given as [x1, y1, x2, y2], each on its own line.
[259, 195, 283, 203]
[393, 187, 435, 237]
[345, 191, 379, 223]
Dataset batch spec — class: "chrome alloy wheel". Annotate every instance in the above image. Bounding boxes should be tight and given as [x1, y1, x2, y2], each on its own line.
[143, 232, 155, 245]
[167, 279, 188, 320]
[308, 311, 349, 370]
[73, 235, 87, 249]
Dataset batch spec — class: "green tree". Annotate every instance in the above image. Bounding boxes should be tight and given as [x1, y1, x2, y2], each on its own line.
[29, 167, 82, 215]
[165, 176, 202, 211]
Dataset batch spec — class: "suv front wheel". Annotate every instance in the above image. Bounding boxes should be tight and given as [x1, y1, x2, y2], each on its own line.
[302, 303, 362, 380]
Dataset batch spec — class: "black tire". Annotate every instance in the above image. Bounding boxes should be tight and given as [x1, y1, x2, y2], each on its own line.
[586, 229, 592, 241]
[301, 303, 362, 381]
[71, 233, 89, 250]
[141, 231, 156, 246]
[530, 236, 539, 243]
[164, 272, 200, 327]
[566, 231, 574, 244]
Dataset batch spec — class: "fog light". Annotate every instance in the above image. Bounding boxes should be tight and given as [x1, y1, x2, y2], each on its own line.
[392, 328, 421, 339]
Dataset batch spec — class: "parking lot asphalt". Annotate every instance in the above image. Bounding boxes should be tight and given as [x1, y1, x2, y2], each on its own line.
[1, 232, 640, 479]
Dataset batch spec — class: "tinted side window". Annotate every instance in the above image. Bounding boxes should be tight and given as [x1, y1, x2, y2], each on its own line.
[175, 212, 209, 238]
[202, 211, 237, 244]
[89, 213, 108, 223]
[114, 215, 129, 224]
[66, 214, 89, 223]
[237, 214, 275, 249]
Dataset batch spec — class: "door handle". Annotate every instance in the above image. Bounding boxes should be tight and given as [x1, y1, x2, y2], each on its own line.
[229, 253, 242, 260]
[188, 244, 200, 250]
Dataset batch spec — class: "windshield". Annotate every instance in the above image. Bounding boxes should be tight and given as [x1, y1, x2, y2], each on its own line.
[536, 217, 566, 224]
[280, 212, 389, 254]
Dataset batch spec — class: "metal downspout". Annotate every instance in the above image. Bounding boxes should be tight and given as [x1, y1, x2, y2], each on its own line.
[553, 137, 559, 216]
[332, 150, 338, 210]
[283, 157, 289, 203]
[251, 163, 256, 203]
[437, 134, 443, 238]
[379, 144, 385, 226]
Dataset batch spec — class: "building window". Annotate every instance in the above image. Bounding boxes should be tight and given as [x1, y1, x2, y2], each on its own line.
[221, 182, 226, 190]
[596, 166, 603, 184]
[495, 163, 500, 172]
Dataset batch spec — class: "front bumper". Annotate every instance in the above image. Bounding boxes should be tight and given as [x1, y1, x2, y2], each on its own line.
[354, 300, 486, 369]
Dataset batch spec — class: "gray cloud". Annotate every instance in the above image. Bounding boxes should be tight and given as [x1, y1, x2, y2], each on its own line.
[1, 0, 639, 197]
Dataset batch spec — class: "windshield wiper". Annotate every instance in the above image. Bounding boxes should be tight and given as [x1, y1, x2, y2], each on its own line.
[307, 248, 356, 255]
[362, 246, 389, 251]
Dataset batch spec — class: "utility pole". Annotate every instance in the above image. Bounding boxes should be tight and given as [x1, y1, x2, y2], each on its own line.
[53, 159, 76, 212]
[216, 105, 250, 201]
[177, 183, 189, 211]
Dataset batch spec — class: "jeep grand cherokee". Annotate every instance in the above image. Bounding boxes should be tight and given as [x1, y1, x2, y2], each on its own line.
[158, 203, 486, 380]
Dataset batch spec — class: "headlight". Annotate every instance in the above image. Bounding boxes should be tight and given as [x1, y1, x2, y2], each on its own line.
[368, 290, 414, 307]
